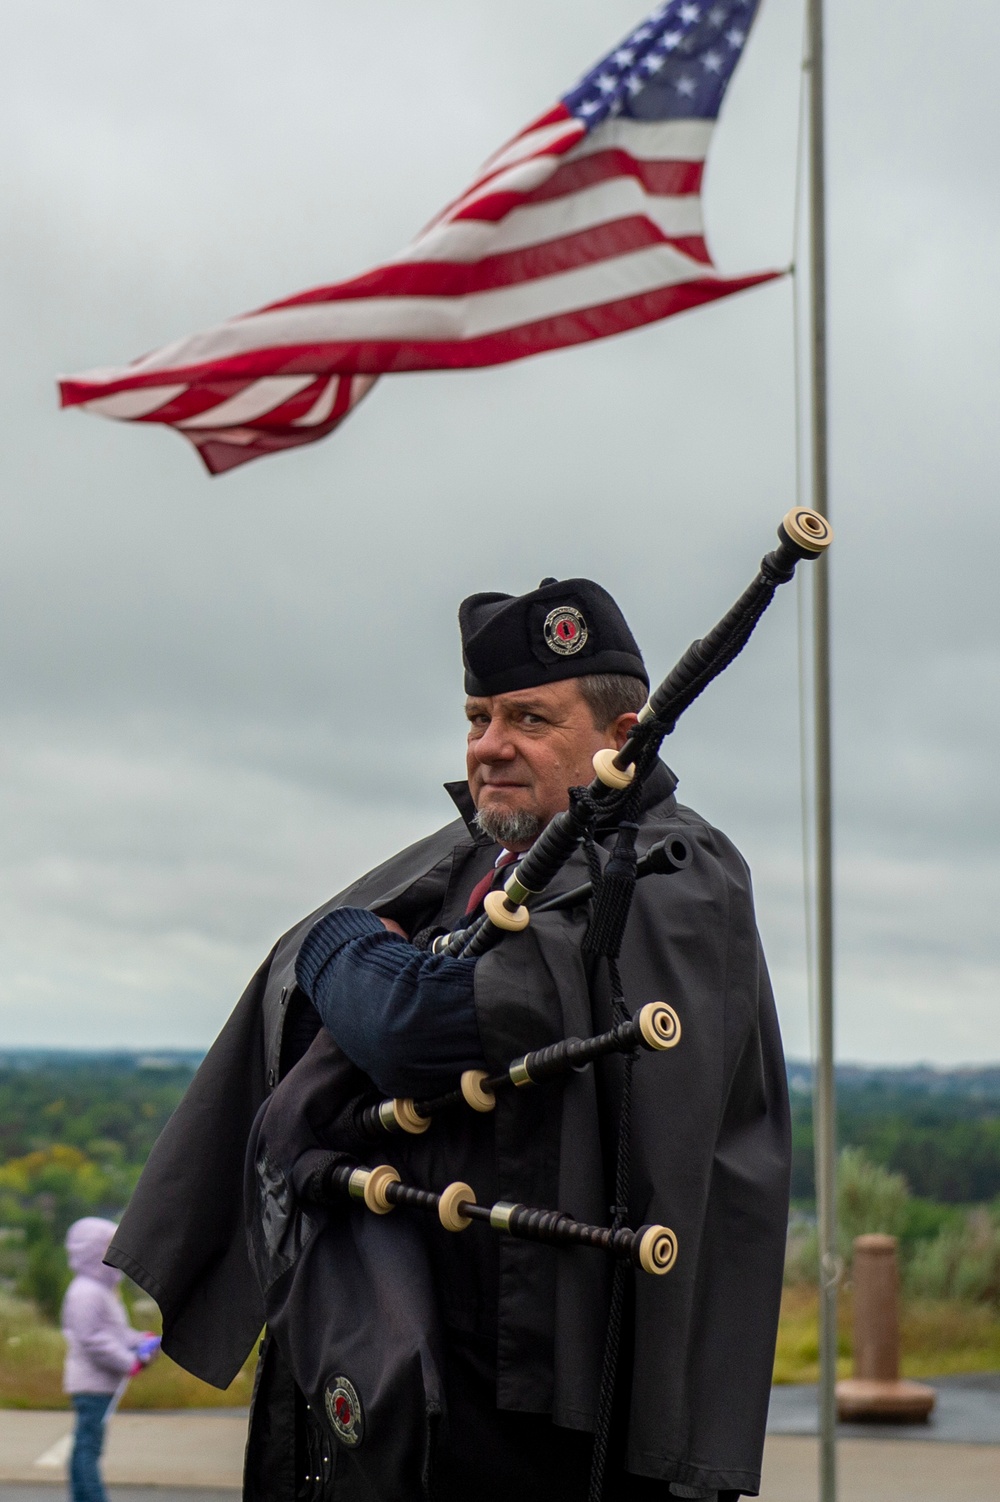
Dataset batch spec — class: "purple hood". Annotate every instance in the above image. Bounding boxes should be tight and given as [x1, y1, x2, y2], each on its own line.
[66, 1217, 122, 1288]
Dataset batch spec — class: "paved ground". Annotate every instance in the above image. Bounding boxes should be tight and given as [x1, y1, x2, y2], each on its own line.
[762, 1377, 1000, 1499]
[768, 1372, 1000, 1445]
[0, 1491, 232, 1501]
[758, 1435, 1000, 1502]
[3, 1441, 999, 1502]
[0, 1410, 246, 1488]
[0, 1386, 997, 1499]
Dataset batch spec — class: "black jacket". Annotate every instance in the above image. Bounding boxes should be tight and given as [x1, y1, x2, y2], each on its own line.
[108, 765, 789, 1496]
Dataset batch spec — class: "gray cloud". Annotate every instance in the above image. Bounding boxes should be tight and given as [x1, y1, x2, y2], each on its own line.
[0, 0, 997, 1061]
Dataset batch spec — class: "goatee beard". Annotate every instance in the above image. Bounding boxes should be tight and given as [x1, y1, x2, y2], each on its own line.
[474, 806, 544, 850]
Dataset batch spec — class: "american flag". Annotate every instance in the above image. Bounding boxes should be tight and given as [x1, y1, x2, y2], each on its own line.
[59, 0, 775, 475]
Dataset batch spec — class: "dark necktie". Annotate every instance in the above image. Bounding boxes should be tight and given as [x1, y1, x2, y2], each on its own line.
[463, 850, 518, 918]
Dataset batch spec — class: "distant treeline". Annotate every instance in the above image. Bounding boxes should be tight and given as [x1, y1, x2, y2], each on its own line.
[0, 1054, 198, 1165]
[3, 1052, 1000, 1212]
[788, 1063, 1000, 1203]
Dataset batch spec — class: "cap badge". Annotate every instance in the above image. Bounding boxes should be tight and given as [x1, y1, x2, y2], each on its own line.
[325, 1374, 364, 1447]
[543, 606, 588, 657]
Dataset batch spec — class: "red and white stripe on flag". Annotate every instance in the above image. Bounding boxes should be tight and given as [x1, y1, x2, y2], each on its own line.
[59, 1, 778, 474]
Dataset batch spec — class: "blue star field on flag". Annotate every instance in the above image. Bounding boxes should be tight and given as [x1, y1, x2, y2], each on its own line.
[562, 0, 761, 128]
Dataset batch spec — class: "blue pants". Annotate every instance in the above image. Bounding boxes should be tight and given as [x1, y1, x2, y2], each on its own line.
[70, 1392, 112, 1502]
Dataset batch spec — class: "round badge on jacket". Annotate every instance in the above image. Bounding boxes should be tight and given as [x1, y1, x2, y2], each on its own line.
[324, 1375, 364, 1447]
[543, 605, 588, 656]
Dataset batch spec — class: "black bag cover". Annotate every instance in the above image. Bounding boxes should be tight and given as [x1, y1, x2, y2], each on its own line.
[244, 1030, 446, 1501]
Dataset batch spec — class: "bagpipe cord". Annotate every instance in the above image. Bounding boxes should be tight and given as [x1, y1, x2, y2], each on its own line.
[572, 784, 645, 1502]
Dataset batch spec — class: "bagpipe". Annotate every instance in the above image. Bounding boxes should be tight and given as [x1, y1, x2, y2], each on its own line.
[297, 1151, 679, 1276]
[266, 507, 830, 1500]
[295, 506, 831, 1274]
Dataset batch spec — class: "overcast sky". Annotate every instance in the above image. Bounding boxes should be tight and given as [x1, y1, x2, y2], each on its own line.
[1, 0, 997, 1064]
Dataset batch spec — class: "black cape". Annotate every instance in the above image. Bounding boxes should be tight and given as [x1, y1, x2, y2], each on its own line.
[108, 766, 790, 1496]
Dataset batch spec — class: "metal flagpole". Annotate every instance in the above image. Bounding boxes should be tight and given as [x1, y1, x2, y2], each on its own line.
[805, 0, 838, 1499]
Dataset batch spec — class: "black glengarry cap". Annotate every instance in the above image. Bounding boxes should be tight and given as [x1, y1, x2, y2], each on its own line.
[460, 577, 648, 697]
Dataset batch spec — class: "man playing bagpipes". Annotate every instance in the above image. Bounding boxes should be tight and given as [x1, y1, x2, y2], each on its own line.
[107, 513, 831, 1501]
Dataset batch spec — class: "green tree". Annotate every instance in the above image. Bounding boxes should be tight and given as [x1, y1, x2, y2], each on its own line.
[0, 1145, 140, 1320]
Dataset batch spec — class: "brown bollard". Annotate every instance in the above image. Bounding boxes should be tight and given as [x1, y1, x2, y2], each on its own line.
[835, 1233, 936, 1422]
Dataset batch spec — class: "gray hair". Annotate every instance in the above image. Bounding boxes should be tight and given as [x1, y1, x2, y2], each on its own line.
[474, 807, 545, 850]
[576, 673, 648, 729]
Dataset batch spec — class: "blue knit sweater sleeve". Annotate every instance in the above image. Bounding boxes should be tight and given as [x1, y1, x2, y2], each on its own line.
[294, 908, 483, 1098]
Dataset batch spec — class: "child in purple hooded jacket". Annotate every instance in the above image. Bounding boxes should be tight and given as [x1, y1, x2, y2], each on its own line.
[61, 1217, 157, 1502]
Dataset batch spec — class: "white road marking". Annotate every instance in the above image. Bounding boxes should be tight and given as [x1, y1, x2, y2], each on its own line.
[33, 1432, 72, 1468]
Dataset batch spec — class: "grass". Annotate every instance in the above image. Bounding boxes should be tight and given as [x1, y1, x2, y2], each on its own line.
[3, 1285, 998, 1405]
[774, 1283, 1000, 1384]
[0, 1293, 256, 1411]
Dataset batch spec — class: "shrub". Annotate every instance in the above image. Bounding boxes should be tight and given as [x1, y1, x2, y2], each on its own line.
[786, 1147, 913, 1285]
[784, 1214, 818, 1285]
[837, 1147, 910, 1257]
[907, 1206, 1000, 1306]
[20, 1219, 71, 1323]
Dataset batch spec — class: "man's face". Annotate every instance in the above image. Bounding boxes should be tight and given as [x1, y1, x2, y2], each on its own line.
[465, 679, 636, 849]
